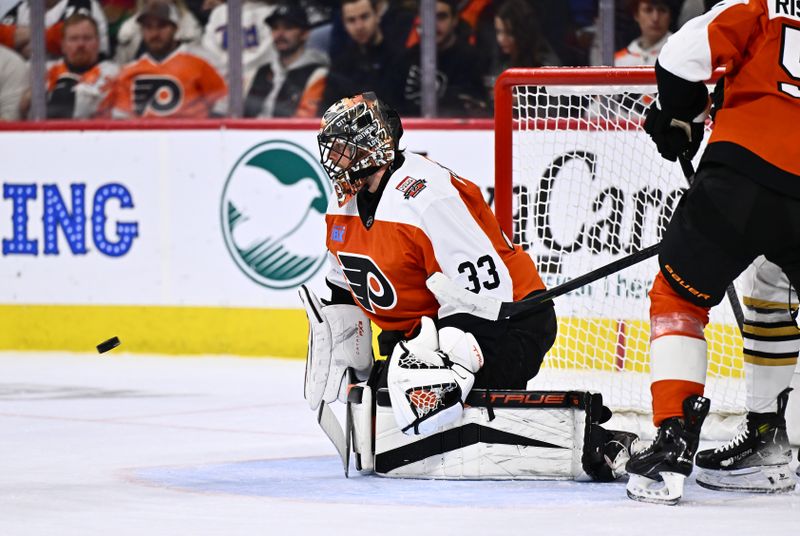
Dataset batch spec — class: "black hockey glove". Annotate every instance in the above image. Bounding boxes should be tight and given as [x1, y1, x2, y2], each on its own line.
[643, 103, 704, 162]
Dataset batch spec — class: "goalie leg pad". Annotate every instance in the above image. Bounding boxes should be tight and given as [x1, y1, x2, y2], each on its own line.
[372, 389, 638, 481]
[348, 383, 375, 473]
[374, 402, 584, 479]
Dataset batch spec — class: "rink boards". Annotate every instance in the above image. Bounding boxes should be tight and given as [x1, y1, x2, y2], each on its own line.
[0, 120, 492, 357]
[0, 120, 742, 372]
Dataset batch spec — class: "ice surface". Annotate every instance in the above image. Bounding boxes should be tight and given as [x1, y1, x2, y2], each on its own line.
[1, 353, 798, 536]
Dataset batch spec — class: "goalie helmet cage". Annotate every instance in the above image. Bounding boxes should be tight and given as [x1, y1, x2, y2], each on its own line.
[493, 67, 749, 440]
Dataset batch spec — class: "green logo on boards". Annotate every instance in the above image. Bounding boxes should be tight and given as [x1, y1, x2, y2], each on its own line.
[221, 140, 330, 289]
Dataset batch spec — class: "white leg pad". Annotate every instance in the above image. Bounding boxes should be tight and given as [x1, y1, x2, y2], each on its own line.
[373, 403, 587, 479]
[350, 384, 374, 472]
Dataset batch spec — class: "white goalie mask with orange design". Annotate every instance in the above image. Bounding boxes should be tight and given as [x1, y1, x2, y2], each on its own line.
[317, 92, 402, 206]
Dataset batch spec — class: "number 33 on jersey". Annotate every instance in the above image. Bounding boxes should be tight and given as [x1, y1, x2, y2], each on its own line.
[325, 152, 544, 335]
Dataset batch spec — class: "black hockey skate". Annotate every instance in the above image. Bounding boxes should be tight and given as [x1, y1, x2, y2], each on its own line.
[626, 395, 710, 505]
[695, 388, 795, 493]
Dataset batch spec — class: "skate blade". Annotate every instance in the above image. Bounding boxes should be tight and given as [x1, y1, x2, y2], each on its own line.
[626, 472, 685, 505]
[696, 465, 797, 494]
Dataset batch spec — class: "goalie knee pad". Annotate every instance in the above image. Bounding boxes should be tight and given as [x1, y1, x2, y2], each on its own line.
[387, 317, 483, 436]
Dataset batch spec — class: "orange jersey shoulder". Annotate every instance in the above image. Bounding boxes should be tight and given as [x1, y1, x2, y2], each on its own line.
[660, 0, 800, 175]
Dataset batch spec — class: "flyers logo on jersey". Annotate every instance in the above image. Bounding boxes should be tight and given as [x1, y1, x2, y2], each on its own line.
[395, 177, 427, 199]
[337, 252, 397, 312]
[133, 76, 183, 116]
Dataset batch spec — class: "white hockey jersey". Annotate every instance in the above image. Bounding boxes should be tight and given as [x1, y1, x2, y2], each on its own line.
[325, 152, 544, 335]
[201, 1, 275, 83]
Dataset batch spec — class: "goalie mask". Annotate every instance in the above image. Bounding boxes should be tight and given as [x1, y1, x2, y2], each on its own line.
[318, 92, 402, 206]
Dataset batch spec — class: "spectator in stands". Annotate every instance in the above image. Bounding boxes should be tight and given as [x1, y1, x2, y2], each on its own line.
[493, 0, 559, 75]
[400, 0, 487, 117]
[201, 0, 275, 82]
[321, 0, 402, 113]
[115, 0, 201, 64]
[0, 43, 29, 120]
[243, 2, 328, 118]
[187, 0, 223, 26]
[304, 0, 336, 54]
[614, 0, 671, 66]
[676, 0, 717, 26]
[42, 13, 119, 118]
[102, 0, 227, 118]
[1, 1, 30, 56]
[378, 0, 415, 53]
[101, 0, 136, 55]
[10, 0, 111, 58]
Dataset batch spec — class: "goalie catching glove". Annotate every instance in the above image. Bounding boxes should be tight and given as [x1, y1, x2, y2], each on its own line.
[387, 317, 484, 435]
[299, 285, 373, 410]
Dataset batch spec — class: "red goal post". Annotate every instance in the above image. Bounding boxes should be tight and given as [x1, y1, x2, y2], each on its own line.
[494, 67, 662, 236]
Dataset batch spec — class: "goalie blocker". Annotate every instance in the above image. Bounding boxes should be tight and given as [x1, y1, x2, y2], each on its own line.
[346, 380, 637, 481]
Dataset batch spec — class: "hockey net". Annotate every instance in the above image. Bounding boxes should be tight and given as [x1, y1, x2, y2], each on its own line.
[494, 68, 745, 438]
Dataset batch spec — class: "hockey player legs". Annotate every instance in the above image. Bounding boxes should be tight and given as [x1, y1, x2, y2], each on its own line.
[627, 161, 800, 504]
[625, 0, 800, 504]
[694, 258, 800, 493]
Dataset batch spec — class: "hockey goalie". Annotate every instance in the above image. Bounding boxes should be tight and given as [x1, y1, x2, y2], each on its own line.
[298, 92, 637, 481]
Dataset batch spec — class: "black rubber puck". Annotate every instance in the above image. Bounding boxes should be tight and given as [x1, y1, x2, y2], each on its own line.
[97, 336, 121, 354]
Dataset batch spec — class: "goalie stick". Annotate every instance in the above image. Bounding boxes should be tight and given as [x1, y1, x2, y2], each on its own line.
[427, 242, 660, 321]
[315, 368, 355, 477]
[426, 157, 743, 323]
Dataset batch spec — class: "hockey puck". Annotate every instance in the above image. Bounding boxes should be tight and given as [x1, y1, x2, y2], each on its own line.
[97, 336, 121, 354]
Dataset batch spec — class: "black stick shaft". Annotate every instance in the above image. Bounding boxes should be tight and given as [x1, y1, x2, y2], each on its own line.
[499, 243, 661, 319]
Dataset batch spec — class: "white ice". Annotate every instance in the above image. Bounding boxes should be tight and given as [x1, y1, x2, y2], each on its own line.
[1, 352, 799, 536]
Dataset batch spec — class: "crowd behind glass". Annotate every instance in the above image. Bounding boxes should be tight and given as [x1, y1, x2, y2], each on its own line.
[0, 0, 718, 121]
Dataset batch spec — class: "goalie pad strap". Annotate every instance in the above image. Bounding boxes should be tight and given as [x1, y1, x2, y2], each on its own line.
[374, 388, 604, 413]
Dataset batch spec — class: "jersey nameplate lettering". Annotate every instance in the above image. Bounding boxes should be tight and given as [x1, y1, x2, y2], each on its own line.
[337, 252, 398, 312]
[771, 0, 800, 21]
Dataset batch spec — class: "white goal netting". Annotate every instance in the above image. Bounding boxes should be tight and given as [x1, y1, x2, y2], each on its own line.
[497, 69, 745, 436]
